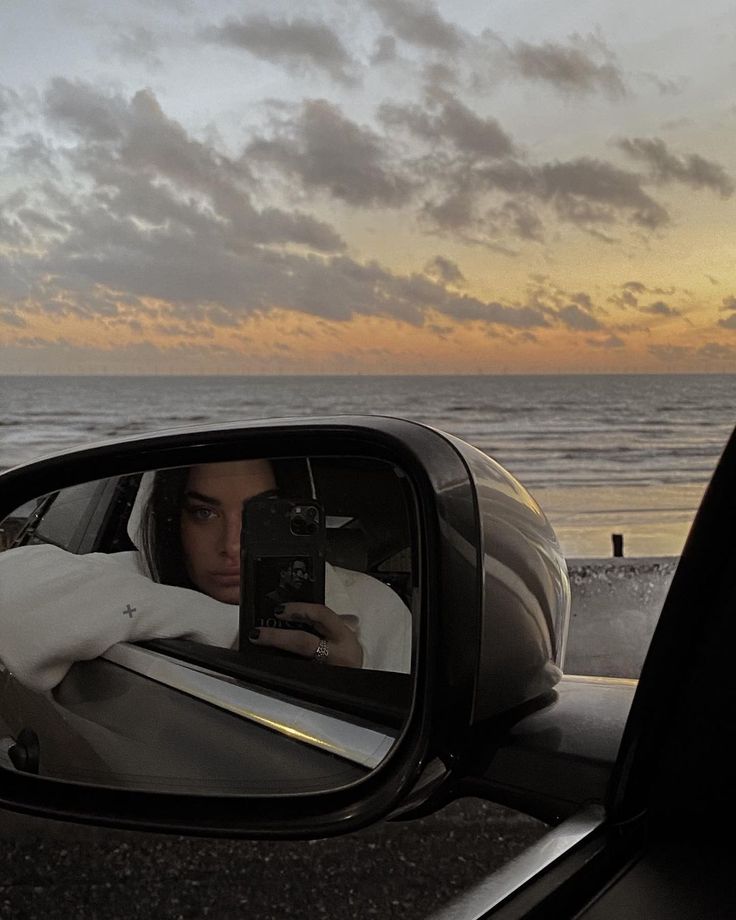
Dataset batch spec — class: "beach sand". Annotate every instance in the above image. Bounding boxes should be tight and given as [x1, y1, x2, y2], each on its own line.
[565, 556, 677, 679]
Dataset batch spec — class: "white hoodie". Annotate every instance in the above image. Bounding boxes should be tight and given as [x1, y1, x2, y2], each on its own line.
[0, 544, 411, 692]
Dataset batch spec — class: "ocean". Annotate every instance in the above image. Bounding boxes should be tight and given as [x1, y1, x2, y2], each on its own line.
[2, 373, 734, 558]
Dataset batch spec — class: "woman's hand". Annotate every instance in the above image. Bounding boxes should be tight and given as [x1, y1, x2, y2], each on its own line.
[248, 603, 364, 668]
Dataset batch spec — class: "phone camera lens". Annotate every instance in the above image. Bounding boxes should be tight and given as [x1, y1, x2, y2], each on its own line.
[290, 506, 320, 536]
[291, 515, 306, 535]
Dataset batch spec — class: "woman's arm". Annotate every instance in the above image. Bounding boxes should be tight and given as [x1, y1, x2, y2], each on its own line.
[0, 545, 238, 691]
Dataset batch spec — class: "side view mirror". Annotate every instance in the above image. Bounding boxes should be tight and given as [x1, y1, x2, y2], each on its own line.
[0, 416, 569, 837]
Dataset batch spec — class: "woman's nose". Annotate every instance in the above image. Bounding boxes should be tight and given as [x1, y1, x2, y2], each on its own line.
[220, 516, 241, 559]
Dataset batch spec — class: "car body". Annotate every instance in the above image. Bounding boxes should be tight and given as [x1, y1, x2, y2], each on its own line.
[0, 414, 734, 917]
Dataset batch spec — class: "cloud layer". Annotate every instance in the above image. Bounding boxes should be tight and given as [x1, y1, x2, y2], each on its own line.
[203, 15, 357, 85]
[1, 1, 734, 372]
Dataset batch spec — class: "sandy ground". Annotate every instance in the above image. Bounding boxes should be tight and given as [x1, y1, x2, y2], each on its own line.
[565, 556, 677, 678]
[0, 558, 672, 919]
[0, 800, 547, 920]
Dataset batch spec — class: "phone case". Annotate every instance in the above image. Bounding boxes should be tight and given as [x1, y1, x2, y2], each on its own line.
[239, 496, 326, 649]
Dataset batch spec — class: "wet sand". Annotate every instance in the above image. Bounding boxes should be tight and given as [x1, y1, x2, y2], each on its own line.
[0, 558, 671, 918]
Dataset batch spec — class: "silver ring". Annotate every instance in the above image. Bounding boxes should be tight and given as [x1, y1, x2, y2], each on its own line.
[313, 638, 329, 663]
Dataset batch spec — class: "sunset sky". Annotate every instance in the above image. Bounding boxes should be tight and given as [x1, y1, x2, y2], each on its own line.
[1, 0, 735, 374]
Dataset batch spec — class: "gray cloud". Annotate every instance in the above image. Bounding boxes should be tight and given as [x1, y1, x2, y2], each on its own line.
[7, 131, 61, 177]
[3, 81, 556, 334]
[247, 99, 415, 207]
[6, 59, 723, 351]
[379, 94, 516, 159]
[110, 26, 162, 69]
[517, 278, 614, 337]
[718, 313, 736, 330]
[43, 79, 343, 254]
[557, 303, 603, 331]
[610, 280, 684, 309]
[433, 96, 516, 159]
[422, 154, 670, 243]
[368, 0, 464, 53]
[422, 62, 461, 89]
[19, 233, 551, 331]
[643, 74, 686, 96]
[721, 295, 736, 311]
[491, 200, 545, 241]
[640, 299, 680, 316]
[45, 77, 129, 142]
[424, 255, 465, 286]
[16, 207, 67, 235]
[538, 158, 669, 228]
[571, 292, 593, 309]
[0, 86, 17, 132]
[618, 137, 734, 198]
[422, 187, 477, 232]
[202, 15, 356, 85]
[435, 295, 548, 327]
[510, 38, 626, 99]
[371, 35, 397, 65]
[0, 309, 27, 328]
[476, 31, 626, 99]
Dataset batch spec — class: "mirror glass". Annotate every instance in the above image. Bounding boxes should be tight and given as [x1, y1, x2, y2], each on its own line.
[0, 455, 417, 795]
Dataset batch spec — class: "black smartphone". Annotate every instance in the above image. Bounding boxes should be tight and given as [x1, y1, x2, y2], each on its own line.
[239, 495, 326, 651]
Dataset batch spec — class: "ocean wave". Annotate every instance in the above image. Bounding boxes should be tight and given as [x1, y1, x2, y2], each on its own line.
[3, 373, 733, 494]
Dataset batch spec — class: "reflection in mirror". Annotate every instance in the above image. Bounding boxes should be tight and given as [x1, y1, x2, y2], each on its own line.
[0, 455, 416, 795]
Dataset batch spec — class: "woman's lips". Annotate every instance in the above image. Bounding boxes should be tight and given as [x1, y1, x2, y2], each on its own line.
[210, 571, 240, 585]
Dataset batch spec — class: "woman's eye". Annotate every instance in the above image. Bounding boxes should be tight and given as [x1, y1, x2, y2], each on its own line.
[188, 506, 217, 522]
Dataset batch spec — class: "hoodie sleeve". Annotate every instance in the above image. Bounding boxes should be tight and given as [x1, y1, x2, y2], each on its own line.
[0, 545, 239, 692]
[326, 565, 412, 673]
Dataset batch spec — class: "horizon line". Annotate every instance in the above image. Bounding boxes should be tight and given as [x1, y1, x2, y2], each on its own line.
[3, 370, 736, 379]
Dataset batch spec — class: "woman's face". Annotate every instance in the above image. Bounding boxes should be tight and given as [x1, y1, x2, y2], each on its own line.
[179, 459, 277, 604]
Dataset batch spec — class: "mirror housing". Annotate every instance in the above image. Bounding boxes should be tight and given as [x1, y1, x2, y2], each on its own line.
[0, 415, 569, 836]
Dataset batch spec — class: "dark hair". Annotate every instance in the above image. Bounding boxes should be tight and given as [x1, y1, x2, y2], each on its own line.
[138, 459, 312, 591]
[140, 466, 196, 590]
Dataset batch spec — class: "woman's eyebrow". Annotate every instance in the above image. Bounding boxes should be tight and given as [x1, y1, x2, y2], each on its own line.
[253, 488, 279, 500]
[184, 490, 220, 506]
[184, 488, 279, 506]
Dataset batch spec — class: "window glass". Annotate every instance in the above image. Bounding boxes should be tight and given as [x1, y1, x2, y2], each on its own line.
[31, 480, 106, 551]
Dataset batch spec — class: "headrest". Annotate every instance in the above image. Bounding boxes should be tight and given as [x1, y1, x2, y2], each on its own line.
[326, 528, 368, 571]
